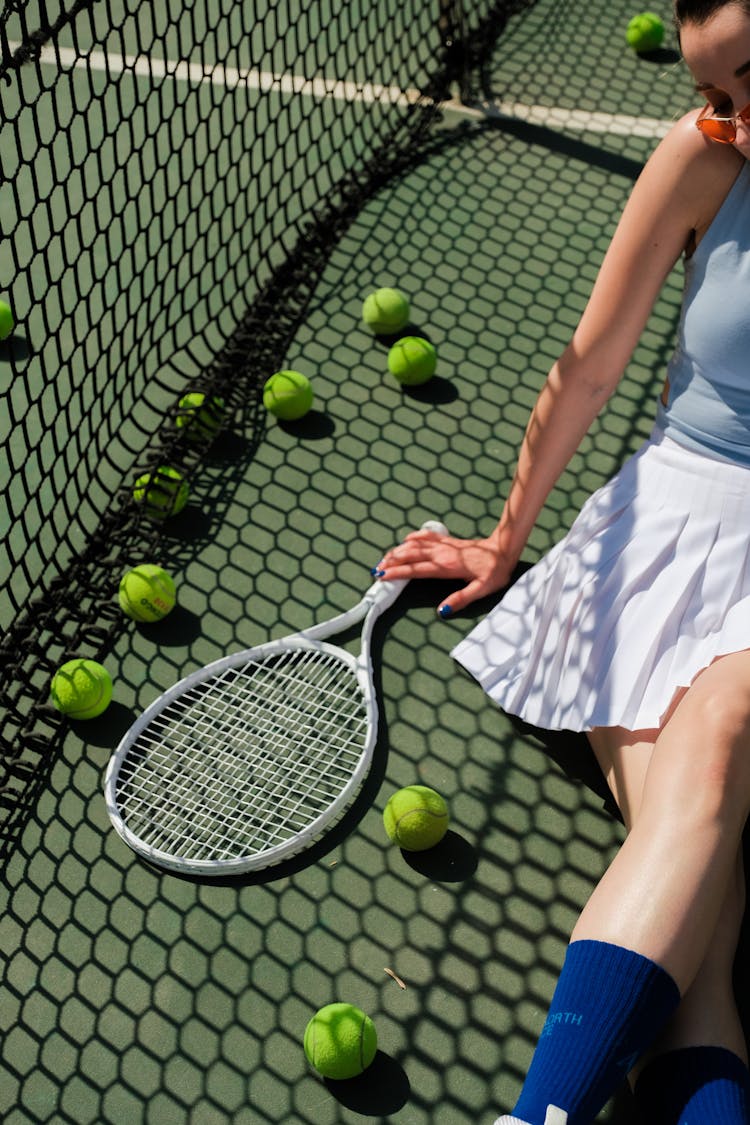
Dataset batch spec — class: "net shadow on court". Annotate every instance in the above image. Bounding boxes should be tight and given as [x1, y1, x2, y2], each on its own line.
[3, 1, 738, 1123]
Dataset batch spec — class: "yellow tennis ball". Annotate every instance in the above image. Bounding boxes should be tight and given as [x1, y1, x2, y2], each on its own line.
[362, 287, 410, 334]
[303, 1003, 378, 1080]
[50, 658, 113, 719]
[263, 370, 314, 421]
[383, 785, 449, 851]
[387, 336, 437, 386]
[626, 12, 664, 52]
[176, 392, 225, 441]
[118, 564, 177, 622]
[0, 299, 14, 341]
[133, 466, 189, 520]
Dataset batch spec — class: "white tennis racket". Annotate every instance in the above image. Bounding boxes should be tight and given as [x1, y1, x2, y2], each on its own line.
[104, 520, 447, 876]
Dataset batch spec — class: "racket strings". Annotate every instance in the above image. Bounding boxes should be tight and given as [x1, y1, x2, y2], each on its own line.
[114, 648, 370, 864]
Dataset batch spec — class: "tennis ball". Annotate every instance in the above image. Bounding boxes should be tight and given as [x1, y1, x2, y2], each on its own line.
[362, 287, 410, 334]
[0, 299, 13, 341]
[118, 564, 177, 622]
[176, 392, 225, 441]
[387, 336, 437, 386]
[133, 466, 189, 520]
[263, 370, 314, 421]
[303, 1003, 378, 1080]
[626, 12, 664, 52]
[383, 785, 449, 851]
[50, 658, 113, 719]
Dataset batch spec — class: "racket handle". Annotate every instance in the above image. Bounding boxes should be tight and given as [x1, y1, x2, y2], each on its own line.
[364, 573, 410, 609]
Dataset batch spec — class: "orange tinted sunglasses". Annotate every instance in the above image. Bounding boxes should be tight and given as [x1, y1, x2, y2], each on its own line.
[696, 101, 750, 143]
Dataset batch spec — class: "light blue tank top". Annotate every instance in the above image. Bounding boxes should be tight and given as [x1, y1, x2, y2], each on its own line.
[656, 159, 750, 464]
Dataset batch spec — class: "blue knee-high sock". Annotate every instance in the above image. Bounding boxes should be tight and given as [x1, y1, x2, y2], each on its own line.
[513, 939, 680, 1125]
[634, 1045, 750, 1124]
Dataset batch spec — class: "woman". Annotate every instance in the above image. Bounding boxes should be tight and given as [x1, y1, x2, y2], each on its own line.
[377, 2, 750, 1122]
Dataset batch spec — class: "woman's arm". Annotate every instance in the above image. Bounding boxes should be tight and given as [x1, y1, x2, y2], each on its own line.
[378, 113, 742, 614]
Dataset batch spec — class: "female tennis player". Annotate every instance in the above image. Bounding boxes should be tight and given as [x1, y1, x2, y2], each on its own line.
[378, 1, 750, 1121]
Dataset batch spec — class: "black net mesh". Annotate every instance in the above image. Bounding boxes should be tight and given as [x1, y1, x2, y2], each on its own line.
[1, 0, 543, 845]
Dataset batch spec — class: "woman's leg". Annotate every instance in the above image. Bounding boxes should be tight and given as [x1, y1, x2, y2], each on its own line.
[628, 847, 750, 1124]
[571, 650, 750, 991]
[588, 721, 747, 1065]
[589, 705, 750, 1125]
[503, 652, 750, 1125]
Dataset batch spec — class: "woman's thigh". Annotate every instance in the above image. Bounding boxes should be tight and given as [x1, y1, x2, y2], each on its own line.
[587, 688, 690, 829]
[587, 725, 660, 830]
[588, 649, 750, 830]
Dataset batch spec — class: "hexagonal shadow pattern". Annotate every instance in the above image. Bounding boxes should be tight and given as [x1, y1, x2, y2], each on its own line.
[1, 3, 709, 1124]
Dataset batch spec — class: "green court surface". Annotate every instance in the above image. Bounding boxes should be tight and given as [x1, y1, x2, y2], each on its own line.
[2, 2, 730, 1123]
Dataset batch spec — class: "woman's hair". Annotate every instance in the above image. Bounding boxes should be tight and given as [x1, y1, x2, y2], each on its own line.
[674, 0, 750, 27]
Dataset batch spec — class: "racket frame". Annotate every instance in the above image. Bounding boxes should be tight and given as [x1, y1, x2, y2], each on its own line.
[103, 574, 410, 875]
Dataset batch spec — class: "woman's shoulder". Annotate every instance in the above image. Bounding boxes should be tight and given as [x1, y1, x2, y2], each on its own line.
[646, 110, 746, 238]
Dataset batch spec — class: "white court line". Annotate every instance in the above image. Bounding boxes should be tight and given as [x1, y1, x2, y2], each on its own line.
[441, 98, 673, 139]
[12, 40, 673, 138]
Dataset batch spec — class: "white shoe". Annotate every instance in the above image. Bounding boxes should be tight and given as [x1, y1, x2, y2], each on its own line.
[544, 1110, 568, 1125]
[493, 1107, 567, 1125]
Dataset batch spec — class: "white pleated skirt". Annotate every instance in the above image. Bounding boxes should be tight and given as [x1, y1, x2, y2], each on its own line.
[452, 425, 750, 732]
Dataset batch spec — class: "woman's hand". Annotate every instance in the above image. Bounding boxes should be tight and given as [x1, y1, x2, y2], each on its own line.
[375, 526, 516, 617]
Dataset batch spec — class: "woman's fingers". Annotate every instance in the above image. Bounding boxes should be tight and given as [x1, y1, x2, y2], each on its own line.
[375, 533, 513, 616]
[379, 534, 468, 577]
[437, 577, 492, 618]
[372, 557, 447, 581]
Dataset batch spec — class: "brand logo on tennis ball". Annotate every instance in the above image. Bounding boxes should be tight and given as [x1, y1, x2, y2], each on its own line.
[141, 596, 170, 614]
[118, 564, 176, 621]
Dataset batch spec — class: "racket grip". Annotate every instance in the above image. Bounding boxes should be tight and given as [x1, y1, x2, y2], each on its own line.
[421, 520, 449, 536]
[365, 573, 410, 608]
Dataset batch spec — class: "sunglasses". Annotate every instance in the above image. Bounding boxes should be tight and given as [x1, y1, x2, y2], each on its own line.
[695, 101, 750, 143]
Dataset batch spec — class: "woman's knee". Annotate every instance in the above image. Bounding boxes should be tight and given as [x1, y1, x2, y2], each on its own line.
[672, 655, 750, 818]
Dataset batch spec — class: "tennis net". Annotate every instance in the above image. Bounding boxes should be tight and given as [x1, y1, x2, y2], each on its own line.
[0, 0, 538, 846]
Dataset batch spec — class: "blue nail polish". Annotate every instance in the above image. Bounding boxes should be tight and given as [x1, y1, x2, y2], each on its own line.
[438, 604, 453, 619]
[370, 568, 385, 578]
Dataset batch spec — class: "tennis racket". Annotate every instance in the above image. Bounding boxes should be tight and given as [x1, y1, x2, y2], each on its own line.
[104, 520, 447, 876]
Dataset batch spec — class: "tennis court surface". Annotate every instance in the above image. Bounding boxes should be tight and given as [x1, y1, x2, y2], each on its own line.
[2, 1, 736, 1122]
